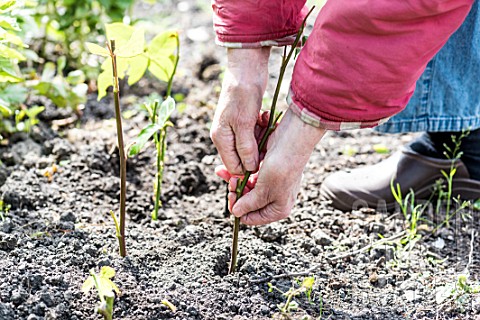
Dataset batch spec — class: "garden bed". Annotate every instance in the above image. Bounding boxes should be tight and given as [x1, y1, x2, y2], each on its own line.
[0, 1, 479, 319]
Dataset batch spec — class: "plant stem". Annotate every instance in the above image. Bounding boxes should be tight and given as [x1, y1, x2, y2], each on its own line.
[151, 33, 179, 220]
[166, 32, 180, 97]
[153, 128, 167, 220]
[228, 7, 315, 274]
[110, 39, 127, 257]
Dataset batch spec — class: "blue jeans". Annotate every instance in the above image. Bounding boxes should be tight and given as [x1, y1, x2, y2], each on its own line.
[376, 0, 480, 134]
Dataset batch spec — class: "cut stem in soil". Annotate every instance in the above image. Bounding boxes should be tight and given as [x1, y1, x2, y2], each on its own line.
[109, 39, 127, 257]
[228, 7, 315, 274]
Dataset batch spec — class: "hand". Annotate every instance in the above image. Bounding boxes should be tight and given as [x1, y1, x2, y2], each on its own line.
[216, 109, 326, 225]
[210, 47, 270, 175]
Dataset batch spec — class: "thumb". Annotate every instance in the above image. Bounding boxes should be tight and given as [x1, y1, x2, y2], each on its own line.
[232, 186, 267, 218]
[234, 127, 259, 172]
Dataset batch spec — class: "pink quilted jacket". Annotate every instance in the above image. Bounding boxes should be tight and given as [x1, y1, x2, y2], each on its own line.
[212, 0, 473, 130]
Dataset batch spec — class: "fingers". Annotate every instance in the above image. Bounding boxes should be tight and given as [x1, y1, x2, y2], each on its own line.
[231, 186, 267, 218]
[241, 208, 286, 226]
[210, 127, 244, 175]
[215, 165, 232, 182]
[234, 126, 259, 172]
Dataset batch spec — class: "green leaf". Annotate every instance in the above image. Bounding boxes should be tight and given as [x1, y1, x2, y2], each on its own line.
[0, 0, 16, 11]
[473, 199, 480, 211]
[148, 31, 177, 57]
[66, 70, 86, 85]
[24, 106, 44, 119]
[0, 43, 24, 60]
[0, 100, 12, 116]
[148, 55, 174, 82]
[57, 56, 66, 73]
[161, 299, 177, 312]
[301, 276, 315, 290]
[100, 266, 116, 279]
[82, 275, 95, 294]
[157, 96, 175, 126]
[115, 27, 145, 58]
[41, 62, 56, 81]
[126, 54, 148, 85]
[372, 144, 389, 154]
[96, 54, 141, 100]
[86, 42, 110, 57]
[106, 22, 134, 48]
[128, 123, 162, 157]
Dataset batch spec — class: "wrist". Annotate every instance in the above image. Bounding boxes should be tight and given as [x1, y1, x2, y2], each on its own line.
[271, 108, 326, 160]
[226, 48, 270, 86]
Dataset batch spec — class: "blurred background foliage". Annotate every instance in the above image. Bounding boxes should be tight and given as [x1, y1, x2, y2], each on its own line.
[0, 0, 169, 139]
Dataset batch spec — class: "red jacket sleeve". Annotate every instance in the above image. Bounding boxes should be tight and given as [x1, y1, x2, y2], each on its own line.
[212, 0, 308, 48]
[289, 0, 474, 130]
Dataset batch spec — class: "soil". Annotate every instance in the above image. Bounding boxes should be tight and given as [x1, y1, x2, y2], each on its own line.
[0, 1, 479, 320]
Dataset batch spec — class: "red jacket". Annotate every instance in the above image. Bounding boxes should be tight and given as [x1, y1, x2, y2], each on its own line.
[212, 0, 474, 130]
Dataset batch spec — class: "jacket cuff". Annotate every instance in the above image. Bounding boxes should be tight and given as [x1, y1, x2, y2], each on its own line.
[215, 33, 298, 49]
[287, 89, 391, 131]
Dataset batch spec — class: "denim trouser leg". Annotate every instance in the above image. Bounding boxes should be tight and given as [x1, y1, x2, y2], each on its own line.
[376, 0, 480, 134]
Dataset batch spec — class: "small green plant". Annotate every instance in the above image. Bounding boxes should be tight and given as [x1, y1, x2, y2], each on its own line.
[0, 198, 11, 221]
[82, 266, 121, 320]
[268, 276, 316, 318]
[34, 0, 135, 70]
[391, 130, 472, 245]
[229, 6, 315, 274]
[391, 182, 430, 245]
[94, 23, 180, 101]
[438, 129, 470, 221]
[436, 231, 479, 310]
[127, 31, 179, 221]
[32, 57, 87, 111]
[128, 97, 175, 220]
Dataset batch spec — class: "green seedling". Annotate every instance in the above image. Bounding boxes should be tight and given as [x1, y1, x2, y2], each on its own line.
[82, 266, 121, 320]
[268, 276, 316, 317]
[391, 182, 429, 246]
[32, 56, 88, 111]
[439, 129, 470, 223]
[129, 98, 175, 220]
[436, 231, 479, 309]
[128, 32, 179, 221]
[229, 6, 315, 274]
[430, 130, 471, 233]
[0, 199, 11, 221]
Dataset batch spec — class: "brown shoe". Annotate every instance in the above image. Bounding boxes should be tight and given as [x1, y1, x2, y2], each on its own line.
[320, 147, 480, 211]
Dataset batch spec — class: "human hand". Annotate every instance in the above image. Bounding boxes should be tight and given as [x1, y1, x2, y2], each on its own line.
[210, 47, 270, 175]
[216, 109, 326, 225]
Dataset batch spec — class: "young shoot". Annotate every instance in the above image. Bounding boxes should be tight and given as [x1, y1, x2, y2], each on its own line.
[228, 6, 315, 274]
[82, 266, 121, 320]
[268, 276, 316, 316]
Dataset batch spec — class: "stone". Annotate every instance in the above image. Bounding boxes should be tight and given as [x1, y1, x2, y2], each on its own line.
[310, 229, 333, 246]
